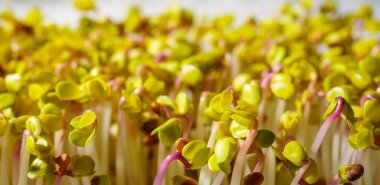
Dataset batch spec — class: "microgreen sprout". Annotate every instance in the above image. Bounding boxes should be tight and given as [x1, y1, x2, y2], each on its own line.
[1, 1, 380, 184]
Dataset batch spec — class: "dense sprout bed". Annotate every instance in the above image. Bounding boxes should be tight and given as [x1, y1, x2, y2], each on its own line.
[1, 0, 380, 185]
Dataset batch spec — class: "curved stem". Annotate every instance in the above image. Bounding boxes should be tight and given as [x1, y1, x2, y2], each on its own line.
[291, 160, 310, 185]
[292, 96, 345, 185]
[360, 94, 377, 107]
[309, 96, 344, 158]
[252, 147, 265, 173]
[153, 152, 191, 185]
[230, 129, 257, 185]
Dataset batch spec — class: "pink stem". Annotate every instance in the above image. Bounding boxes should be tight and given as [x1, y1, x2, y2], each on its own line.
[253, 148, 265, 173]
[329, 174, 339, 185]
[230, 129, 258, 185]
[153, 152, 191, 185]
[226, 86, 237, 107]
[360, 94, 377, 107]
[182, 114, 192, 138]
[309, 96, 344, 158]
[291, 160, 310, 185]
[292, 96, 345, 185]
[54, 174, 63, 185]
[12, 141, 21, 184]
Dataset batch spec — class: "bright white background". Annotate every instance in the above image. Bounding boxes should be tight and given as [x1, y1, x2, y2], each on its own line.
[1, 0, 380, 25]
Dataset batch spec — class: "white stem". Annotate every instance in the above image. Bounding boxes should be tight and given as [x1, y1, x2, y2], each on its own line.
[332, 123, 341, 171]
[230, 129, 257, 185]
[1, 125, 13, 185]
[100, 101, 112, 174]
[211, 172, 225, 185]
[36, 177, 44, 185]
[341, 147, 355, 166]
[290, 160, 310, 185]
[18, 130, 31, 185]
[196, 92, 208, 140]
[264, 148, 276, 185]
[199, 121, 220, 185]
[116, 109, 127, 185]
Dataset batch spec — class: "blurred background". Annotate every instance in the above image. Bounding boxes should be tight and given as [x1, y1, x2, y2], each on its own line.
[1, 0, 380, 25]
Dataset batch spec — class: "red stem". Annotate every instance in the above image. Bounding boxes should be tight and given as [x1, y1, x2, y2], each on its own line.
[153, 152, 191, 185]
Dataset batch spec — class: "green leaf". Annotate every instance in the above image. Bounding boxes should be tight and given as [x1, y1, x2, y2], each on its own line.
[182, 140, 207, 161]
[38, 103, 62, 132]
[217, 160, 232, 174]
[0, 93, 16, 110]
[79, 110, 97, 129]
[230, 113, 256, 128]
[40, 103, 61, 116]
[282, 141, 307, 167]
[241, 81, 261, 106]
[91, 175, 111, 185]
[232, 74, 251, 92]
[70, 115, 82, 128]
[182, 140, 210, 169]
[85, 79, 107, 99]
[325, 86, 350, 103]
[359, 57, 380, 75]
[55, 81, 84, 101]
[209, 94, 225, 114]
[208, 90, 233, 116]
[156, 96, 176, 110]
[121, 91, 142, 114]
[348, 130, 374, 150]
[346, 70, 371, 89]
[26, 136, 52, 157]
[215, 137, 237, 162]
[5, 73, 23, 92]
[69, 127, 96, 147]
[220, 110, 232, 123]
[27, 158, 48, 179]
[323, 98, 338, 119]
[208, 154, 221, 172]
[176, 92, 190, 114]
[190, 147, 211, 169]
[39, 114, 62, 132]
[302, 158, 319, 184]
[151, 118, 182, 146]
[270, 81, 295, 100]
[220, 90, 233, 110]
[323, 72, 348, 92]
[253, 129, 276, 148]
[266, 45, 287, 64]
[26, 116, 42, 136]
[363, 99, 380, 122]
[280, 111, 300, 131]
[67, 155, 95, 177]
[230, 120, 250, 138]
[28, 83, 50, 101]
[143, 78, 165, 95]
[275, 163, 293, 185]
[179, 64, 204, 86]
